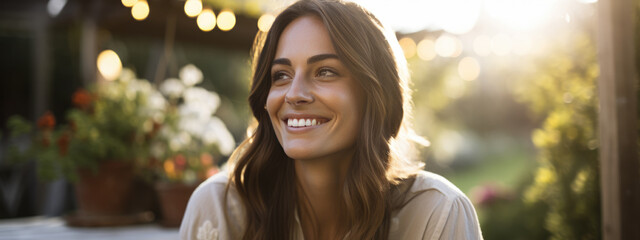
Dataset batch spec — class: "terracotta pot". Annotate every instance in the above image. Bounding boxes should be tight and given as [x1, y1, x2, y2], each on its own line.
[75, 161, 134, 216]
[155, 181, 199, 227]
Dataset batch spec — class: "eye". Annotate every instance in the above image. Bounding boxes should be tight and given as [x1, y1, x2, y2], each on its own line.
[316, 68, 338, 78]
[272, 71, 292, 83]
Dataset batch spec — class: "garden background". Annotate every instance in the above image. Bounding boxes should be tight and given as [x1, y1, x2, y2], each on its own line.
[0, 0, 638, 239]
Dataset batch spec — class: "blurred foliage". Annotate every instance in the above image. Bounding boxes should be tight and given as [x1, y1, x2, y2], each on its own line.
[4, 73, 158, 181]
[512, 32, 600, 239]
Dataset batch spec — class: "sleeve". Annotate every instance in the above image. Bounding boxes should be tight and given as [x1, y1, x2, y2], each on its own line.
[424, 195, 483, 240]
[179, 183, 221, 240]
[179, 175, 245, 240]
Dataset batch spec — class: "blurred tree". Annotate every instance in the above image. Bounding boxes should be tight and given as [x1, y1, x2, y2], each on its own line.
[515, 32, 601, 239]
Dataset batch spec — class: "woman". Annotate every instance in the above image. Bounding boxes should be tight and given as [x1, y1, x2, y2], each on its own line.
[180, 0, 482, 239]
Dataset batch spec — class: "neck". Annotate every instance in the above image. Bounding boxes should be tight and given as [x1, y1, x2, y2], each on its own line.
[295, 151, 353, 240]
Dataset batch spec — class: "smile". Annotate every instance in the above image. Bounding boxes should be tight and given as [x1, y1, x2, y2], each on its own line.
[287, 118, 327, 128]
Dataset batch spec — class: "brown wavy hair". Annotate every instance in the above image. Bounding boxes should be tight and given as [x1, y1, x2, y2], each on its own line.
[229, 0, 425, 239]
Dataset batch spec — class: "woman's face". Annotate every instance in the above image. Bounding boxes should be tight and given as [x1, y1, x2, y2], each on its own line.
[266, 16, 364, 162]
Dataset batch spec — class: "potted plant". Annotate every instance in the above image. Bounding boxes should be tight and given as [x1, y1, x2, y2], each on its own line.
[151, 64, 235, 227]
[5, 69, 165, 225]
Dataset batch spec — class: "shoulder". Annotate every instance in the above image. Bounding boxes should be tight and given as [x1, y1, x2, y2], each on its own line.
[179, 171, 246, 240]
[389, 171, 483, 240]
[410, 170, 466, 198]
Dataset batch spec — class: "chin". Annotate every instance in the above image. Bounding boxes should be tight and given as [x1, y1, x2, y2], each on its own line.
[282, 148, 314, 161]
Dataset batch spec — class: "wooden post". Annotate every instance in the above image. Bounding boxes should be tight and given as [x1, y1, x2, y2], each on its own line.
[597, 0, 640, 239]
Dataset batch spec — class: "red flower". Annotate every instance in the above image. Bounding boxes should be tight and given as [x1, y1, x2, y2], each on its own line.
[72, 88, 93, 110]
[37, 111, 56, 131]
[174, 154, 187, 171]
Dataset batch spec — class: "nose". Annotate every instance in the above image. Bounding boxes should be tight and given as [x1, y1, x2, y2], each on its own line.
[285, 75, 313, 105]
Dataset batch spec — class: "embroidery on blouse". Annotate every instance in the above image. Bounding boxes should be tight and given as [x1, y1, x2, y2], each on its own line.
[197, 220, 219, 240]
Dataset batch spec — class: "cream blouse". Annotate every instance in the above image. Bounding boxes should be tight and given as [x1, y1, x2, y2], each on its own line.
[180, 171, 483, 240]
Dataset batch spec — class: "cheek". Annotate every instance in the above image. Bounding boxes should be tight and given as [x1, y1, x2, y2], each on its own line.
[266, 88, 284, 117]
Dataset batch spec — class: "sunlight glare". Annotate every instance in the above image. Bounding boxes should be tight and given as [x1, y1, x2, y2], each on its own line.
[438, 0, 481, 34]
[458, 57, 481, 81]
[491, 33, 512, 56]
[435, 35, 457, 58]
[512, 36, 532, 56]
[399, 37, 417, 59]
[417, 39, 436, 61]
[485, 0, 556, 30]
[473, 35, 492, 56]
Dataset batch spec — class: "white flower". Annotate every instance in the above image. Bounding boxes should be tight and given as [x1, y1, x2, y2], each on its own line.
[126, 79, 152, 100]
[180, 64, 204, 87]
[148, 91, 167, 112]
[168, 131, 192, 152]
[160, 78, 185, 99]
[183, 87, 220, 115]
[178, 115, 207, 138]
[150, 142, 165, 159]
[197, 220, 219, 240]
[119, 68, 136, 83]
[203, 117, 236, 156]
[179, 102, 214, 122]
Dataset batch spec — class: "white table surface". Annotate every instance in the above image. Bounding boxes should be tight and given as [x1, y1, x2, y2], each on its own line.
[0, 217, 179, 240]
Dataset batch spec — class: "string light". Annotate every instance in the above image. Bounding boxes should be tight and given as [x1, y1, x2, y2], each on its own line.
[197, 8, 216, 32]
[184, 0, 202, 18]
[131, 0, 149, 21]
[258, 13, 275, 32]
[97, 50, 122, 81]
[217, 9, 236, 31]
[121, 0, 137, 7]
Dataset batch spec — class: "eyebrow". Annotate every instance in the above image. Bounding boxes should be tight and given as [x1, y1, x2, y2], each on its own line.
[271, 53, 340, 67]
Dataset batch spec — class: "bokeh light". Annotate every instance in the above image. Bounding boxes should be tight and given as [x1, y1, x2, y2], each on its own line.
[184, 0, 202, 18]
[131, 0, 149, 21]
[417, 38, 436, 61]
[97, 50, 122, 81]
[217, 10, 236, 31]
[452, 37, 463, 58]
[473, 35, 492, 57]
[258, 13, 275, 32]
[491, 33, 512, 56]
[197, 8, 216, 32]
[485, 0, 556, 30]
[458, 57, 481, 81]
[439, 0, 481, 34]
[512, 36, 532, 56]
[121, 0, 137, 7]
[47, 0, 67, 17]
[398, 37, 416, 59]
[435, 34, 457, 58]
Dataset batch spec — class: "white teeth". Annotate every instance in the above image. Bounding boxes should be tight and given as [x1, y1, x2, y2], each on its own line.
[287, 118, 323, 127]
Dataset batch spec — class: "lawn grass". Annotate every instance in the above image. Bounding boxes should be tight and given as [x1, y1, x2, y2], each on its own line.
[442, 147, 536, 195]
